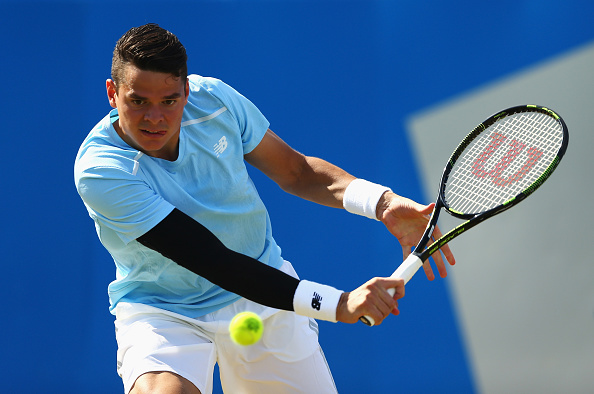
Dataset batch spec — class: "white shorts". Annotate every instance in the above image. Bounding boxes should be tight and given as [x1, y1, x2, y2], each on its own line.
[114, 261, 338, 394]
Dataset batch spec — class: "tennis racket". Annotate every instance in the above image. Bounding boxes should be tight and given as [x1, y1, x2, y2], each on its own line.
[361, 104, 569, 326]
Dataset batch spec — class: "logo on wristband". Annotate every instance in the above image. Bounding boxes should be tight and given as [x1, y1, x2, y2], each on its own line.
[311, 292, 322, 311]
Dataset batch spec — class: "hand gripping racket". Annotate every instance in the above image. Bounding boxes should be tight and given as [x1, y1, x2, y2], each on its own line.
[361, 104, 569, 326]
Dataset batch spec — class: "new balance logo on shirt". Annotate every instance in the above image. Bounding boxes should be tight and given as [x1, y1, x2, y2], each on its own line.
[179, 106, 230, 158]
[214, 136, 228, 157]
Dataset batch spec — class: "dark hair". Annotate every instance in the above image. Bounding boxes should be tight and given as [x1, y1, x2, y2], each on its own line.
[111, 23, 188, 90]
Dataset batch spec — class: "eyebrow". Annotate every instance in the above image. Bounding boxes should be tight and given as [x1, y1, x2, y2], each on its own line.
[128, 92, 183, 100]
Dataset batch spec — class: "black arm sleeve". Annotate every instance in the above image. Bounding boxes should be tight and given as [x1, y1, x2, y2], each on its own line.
[137, 208, 299, 311]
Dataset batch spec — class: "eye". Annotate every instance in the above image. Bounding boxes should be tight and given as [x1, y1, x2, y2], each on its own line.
[131, 99, 145, 106]
[163, 99, 177, 106]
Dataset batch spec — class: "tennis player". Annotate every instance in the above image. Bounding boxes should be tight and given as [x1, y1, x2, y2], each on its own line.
[74, 23, 454, 394]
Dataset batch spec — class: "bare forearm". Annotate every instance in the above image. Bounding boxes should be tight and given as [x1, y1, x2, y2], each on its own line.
[244, 129, 355, 208]
[280, 155, 355, 208]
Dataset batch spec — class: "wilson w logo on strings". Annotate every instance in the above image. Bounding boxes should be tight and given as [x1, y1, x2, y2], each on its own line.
[472, 132, 543, 187]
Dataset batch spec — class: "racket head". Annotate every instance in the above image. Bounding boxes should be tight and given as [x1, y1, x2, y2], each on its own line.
[438, 105, 568, 220]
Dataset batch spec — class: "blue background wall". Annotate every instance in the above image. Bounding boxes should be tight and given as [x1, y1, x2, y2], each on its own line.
[2, 1, 592, 392]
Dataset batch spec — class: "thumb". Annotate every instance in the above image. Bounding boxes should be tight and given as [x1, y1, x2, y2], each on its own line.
[419, 202, 435, 215]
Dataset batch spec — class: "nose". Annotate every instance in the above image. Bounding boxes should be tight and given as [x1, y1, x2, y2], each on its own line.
[144, 104, 164, 123]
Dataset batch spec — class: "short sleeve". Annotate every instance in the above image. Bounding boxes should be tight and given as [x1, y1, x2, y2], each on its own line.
[200, 77, 270, 154]
[76, 166, 174, 244]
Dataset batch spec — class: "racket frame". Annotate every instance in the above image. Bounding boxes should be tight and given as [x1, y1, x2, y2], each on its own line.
[420, 104, 568, 261]
[360, 104, 568, 326]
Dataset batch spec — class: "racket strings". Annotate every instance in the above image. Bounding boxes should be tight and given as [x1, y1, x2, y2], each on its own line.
[445, 111, 563, 214]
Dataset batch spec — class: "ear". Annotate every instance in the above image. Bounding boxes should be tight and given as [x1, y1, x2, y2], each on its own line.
[184, 79, 190, 104]
[106, 79, 118, 108]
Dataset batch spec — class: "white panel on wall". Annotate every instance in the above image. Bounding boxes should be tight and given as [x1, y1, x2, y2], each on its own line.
[407, 41, 594, 394]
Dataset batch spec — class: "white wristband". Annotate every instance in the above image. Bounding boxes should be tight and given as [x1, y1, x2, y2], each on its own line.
[293, 280, 343, 323]
[343, 179, 392, 220]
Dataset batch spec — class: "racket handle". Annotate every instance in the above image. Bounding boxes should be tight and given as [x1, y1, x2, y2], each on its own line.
[389, 253, 423, 285]
[360, 254, 423, 326]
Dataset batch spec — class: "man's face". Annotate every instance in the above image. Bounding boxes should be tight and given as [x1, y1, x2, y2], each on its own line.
[106, 64, 189, 160]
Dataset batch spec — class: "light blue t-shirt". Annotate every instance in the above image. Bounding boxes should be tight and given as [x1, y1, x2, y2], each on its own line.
[74, 75, 283, 317]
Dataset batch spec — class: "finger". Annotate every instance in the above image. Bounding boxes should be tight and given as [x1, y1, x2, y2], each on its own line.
[417, 235, 436, 280]
[381, 299, 400, 319]
[433, 252, 449, 278]
[376, 279, 403, 317]
[365, 299, 393, 326]
[402, 248, 412, 261]
[432, 224, 455, 266]
[392, 300, 400, 316]
[428, 242, 448, 278]
[378, 299, 399, 323]
[357, 278, 402, 325]
[422, 259, 436, 281]
[388, 278, 405, 300]
[430, 226, 455, 278]
[440, 242, 456, 266]
[419, 203, 435, 215]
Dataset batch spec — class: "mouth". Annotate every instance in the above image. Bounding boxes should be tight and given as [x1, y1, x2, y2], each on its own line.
[140, 128, 166, 136]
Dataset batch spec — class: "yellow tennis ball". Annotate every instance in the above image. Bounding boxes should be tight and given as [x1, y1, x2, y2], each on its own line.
[229, 311, 264, 346]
